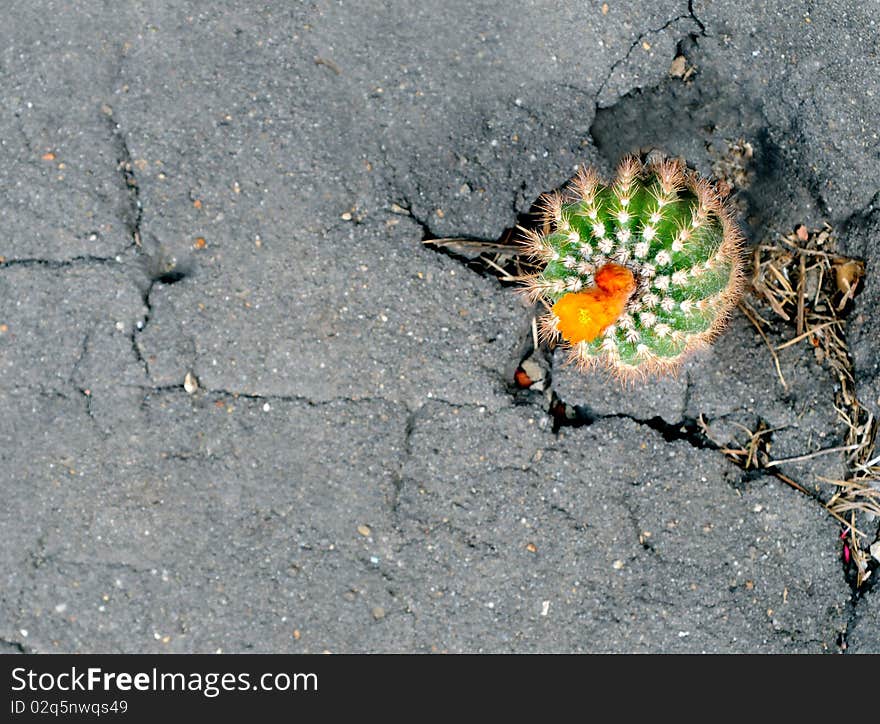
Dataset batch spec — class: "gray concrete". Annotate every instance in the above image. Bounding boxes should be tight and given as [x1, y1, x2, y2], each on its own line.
[1, 0, 878, 653]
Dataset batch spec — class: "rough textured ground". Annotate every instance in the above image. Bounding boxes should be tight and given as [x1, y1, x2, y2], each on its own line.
[1, 0, 878, 653]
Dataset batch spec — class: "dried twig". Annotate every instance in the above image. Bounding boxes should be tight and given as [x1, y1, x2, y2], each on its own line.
[748, 223, 876, 585]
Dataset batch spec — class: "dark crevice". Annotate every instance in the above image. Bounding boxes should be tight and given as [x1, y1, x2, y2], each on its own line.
[555, 399, 714, 451]
[389, 406, 419, 527]
[687, 0, 707, 36]
[103, 108, 143, 250]
[69, 333, 90, 385]
[0, 255, 120, 270]
[128, 383, 398, 412]
[0, 638, 30, 654]
[130, 281, 154, 378]
[129, 252, 194, 379]
[105, 107, 193, 381]
[547, 502, 589, 532]
[623, 495, 660, 556]
[404, 197, 527, 282]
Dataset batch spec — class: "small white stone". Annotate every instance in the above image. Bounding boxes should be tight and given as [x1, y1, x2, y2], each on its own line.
[183, 372, 199, 394]
[262, 402, 271, 412]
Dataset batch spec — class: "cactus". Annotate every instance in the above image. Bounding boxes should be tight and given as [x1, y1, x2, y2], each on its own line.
[521, 155, 745, 378]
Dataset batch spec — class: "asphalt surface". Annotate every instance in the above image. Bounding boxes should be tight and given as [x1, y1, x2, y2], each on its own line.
[1, 1, 878, 653]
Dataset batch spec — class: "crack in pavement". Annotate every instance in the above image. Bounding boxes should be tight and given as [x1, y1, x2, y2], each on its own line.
[0, 637, 31, 654]
[103, 107, 143, 251]
[687, 0, 707, 36]
[594, 7, 701, 106]
[0, 255, 122, 269]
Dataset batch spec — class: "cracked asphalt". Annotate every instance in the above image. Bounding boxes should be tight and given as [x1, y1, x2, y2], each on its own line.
[1, 1, 879, 653]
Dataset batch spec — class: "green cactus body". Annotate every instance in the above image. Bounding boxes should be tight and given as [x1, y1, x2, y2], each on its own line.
[521, 156, 744, 378]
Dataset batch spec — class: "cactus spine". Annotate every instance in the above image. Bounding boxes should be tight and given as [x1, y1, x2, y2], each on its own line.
[521, 155, 745, 378]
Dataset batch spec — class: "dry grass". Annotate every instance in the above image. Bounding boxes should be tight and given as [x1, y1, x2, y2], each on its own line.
[422, 216, 546, 285]
[740, 223, 877, 585]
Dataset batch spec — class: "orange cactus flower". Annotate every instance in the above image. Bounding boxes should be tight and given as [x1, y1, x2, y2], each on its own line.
[552, 263, 636, 344]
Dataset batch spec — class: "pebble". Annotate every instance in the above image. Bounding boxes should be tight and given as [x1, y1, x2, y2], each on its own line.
[669, 55, 686, 77]
[184, 372, 199, 394]
[371, 606, 385, 620]
[521, 358, 545, 386]
[871, 541, 880, 564]
[357, 524, 371, 537]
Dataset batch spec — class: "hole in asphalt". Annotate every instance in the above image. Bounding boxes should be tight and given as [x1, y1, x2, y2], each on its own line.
[139, 240, 195, 286]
